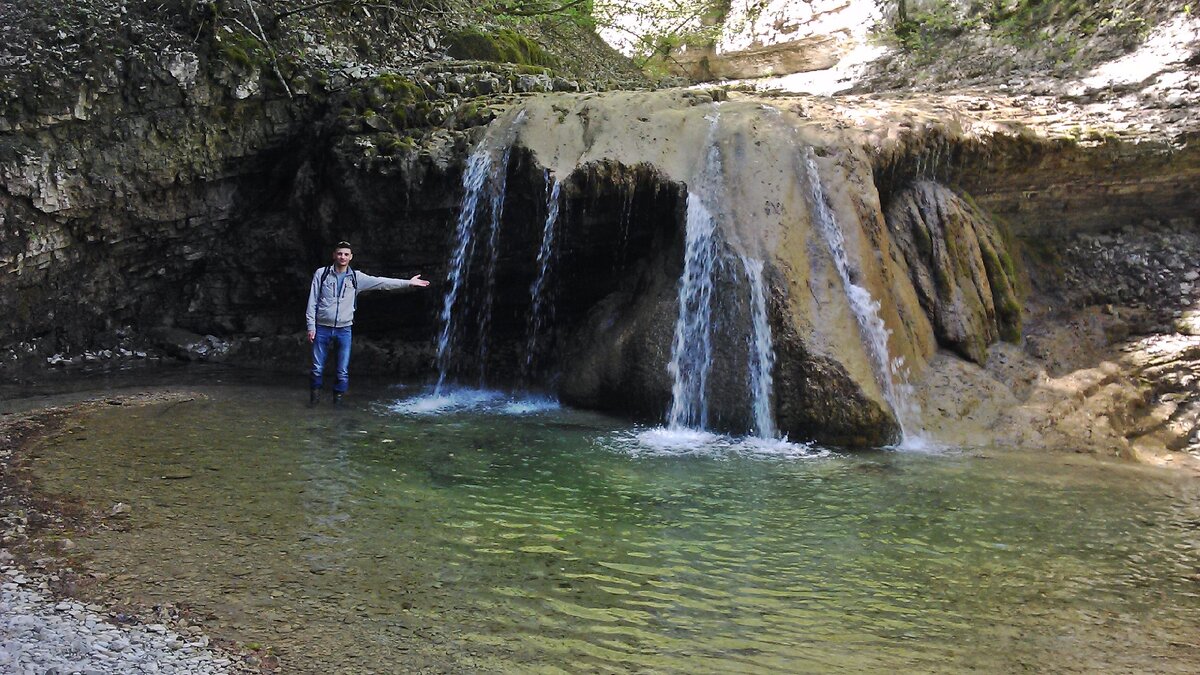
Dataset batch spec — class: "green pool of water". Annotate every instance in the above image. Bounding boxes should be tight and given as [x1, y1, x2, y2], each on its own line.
[29, 383, 1200, 673]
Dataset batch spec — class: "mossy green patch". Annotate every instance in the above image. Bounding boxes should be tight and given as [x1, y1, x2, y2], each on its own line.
[979, 241, 1023, 343]
[340, 73, 437, 132]
[445, 28, 557, 68]
[379, 133, 417, 156]
[373, 73, 427, 103]
[215, 32, 264, 70]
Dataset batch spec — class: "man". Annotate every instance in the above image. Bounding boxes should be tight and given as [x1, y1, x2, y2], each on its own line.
[306, 241, 431, 405]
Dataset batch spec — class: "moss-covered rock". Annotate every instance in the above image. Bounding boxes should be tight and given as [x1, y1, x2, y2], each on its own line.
[445, 28, 557, 67]
[886, 180, 1023, 363]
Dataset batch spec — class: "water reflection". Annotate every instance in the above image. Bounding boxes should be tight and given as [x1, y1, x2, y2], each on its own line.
[28, 384, 1200, 673]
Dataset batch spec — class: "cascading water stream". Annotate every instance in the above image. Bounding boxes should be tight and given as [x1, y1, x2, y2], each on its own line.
[475, 144, 515, 385]
[434, 113, 523, 394]
[741, 256, 777, 439]
[666, 114, 723, 432]
[521, 171, 562, 383]
[435, 146, 490, 394]
[801, 148, 923, 445]
[664, 111, 781, 441]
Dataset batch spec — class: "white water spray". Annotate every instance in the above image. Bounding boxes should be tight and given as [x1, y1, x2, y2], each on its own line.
[475, 144, 515, 383]
[435, 147, 489, 393]
[435, 113, 524, 393]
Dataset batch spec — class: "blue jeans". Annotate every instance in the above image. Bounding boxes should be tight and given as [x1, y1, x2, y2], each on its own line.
[311, 325, 352, 393]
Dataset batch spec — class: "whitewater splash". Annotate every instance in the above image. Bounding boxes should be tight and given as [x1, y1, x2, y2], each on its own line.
[435, 111, 525, 394]
[664, 109, 784, 446]
[741, 256, 776, 439]
[599, 427, 829, 461]
[475, 142, 515, 384]
[390, 387, 560, 416]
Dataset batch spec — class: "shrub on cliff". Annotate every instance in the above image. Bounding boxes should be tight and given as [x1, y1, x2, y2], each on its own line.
[445, 27, 558, 67]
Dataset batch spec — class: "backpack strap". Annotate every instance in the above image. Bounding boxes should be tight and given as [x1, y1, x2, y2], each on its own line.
[317, 265, 333, 305]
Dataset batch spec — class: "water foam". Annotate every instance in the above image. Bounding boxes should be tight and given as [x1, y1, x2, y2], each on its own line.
[599, 426, 830, 461]
[390, 387, 559, 416]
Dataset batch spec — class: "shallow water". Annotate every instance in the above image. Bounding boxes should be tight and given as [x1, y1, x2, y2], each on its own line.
[28, 383, 1200, 673]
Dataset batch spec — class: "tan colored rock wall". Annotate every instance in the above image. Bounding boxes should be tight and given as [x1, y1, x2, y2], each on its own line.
[510, 89, 945, 444]
[668, 0, 878, 81]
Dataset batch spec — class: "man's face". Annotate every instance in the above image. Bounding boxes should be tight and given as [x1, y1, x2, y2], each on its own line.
[332, 247, 353, 267]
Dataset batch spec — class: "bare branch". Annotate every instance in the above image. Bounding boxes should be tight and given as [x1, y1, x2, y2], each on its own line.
[246, 0, 293, 99]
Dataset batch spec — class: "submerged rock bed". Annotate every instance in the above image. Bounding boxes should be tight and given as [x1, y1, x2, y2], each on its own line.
[0, 391, 270, 673]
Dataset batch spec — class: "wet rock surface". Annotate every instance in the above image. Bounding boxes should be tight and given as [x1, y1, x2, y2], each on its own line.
[886, 180, 1021, 364]
[914, 219, 1200, 466]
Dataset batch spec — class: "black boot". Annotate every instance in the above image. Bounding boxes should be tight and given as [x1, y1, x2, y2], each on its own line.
[332, 392, 343, 406]
[309, 388, 321, 406]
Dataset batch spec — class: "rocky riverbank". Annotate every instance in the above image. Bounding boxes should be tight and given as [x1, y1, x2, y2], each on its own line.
[0, 561, 237, 675]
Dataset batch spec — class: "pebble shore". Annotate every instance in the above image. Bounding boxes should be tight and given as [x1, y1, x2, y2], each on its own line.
[0, 563, 232, 675]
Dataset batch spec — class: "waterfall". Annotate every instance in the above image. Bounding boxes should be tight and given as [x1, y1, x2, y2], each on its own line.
[475, 143, 514, 385]
[742, 256, 777, 439]
[434, 146, 489, 393]
[522, 170, 562, 382]
[434, 113, 523, 394]
[615, 178, 635, 271]
[802, 148, 923, 444]
[666, 114, 723, 431]
[664, 111, 781, 440]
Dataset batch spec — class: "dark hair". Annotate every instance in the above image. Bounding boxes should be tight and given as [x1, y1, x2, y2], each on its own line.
[334, 241, 352, 251]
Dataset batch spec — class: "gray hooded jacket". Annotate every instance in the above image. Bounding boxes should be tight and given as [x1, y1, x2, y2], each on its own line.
[305, 266, 418, 331]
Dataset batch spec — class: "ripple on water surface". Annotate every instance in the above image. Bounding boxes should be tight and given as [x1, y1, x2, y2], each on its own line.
[25, 384, 1200, 674]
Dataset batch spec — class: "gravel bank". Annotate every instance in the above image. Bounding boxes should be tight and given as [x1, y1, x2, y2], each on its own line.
[0, 562, 232, 675]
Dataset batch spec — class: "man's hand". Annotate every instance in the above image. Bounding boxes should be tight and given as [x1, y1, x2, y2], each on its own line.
[409, 274, 431, 288]
[307, 330, 316, 343]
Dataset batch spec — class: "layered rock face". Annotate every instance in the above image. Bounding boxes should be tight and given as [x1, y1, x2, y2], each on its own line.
[2, 1, 1197, 452]
[0, 35, 315, 358]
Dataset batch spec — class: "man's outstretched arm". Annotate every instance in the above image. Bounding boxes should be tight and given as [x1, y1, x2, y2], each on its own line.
[356, 272, 431, 292]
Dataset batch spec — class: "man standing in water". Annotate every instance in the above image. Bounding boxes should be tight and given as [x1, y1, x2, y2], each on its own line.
[306, 241, 431, 405]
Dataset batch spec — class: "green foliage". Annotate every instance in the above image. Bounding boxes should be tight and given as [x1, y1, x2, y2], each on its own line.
[889, 0, 1153, 60]
[893, 0, 979, 53]
[485, 0, 598, 31]
[379, 133, 418, 156]
[445, 28, 558, 67]
[215, 31, 265, 70]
